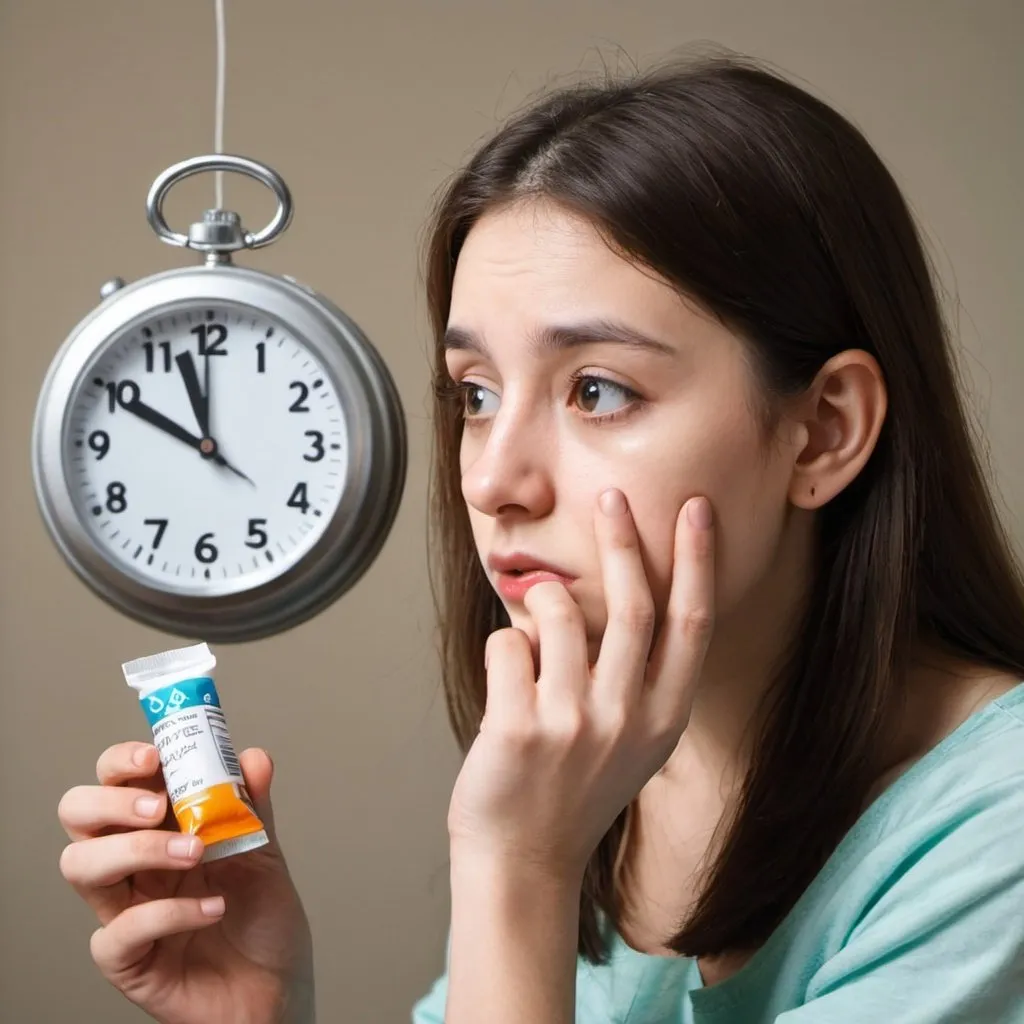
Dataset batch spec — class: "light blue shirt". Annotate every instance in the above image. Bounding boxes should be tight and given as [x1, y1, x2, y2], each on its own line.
[413, 681, 1024, 1022]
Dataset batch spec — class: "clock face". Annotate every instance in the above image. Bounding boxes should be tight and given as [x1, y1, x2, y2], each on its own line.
[63, 302, 348, 593]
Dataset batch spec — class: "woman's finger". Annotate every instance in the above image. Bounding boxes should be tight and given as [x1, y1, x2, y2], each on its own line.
[523, 580, 589, 703]
[91, 895, 226, 979]
[96, 742, 163, 790]
[482, 628, 536, 729]
[592, 488, 656, 706]
[237, 747, 280, 851]
[58, 785, 168, 841]
[60, 830, 204, 925]
[646, 497, 716, 728]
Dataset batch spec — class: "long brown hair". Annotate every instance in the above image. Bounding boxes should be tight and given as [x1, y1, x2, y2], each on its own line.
[422, 51, 1024, 962]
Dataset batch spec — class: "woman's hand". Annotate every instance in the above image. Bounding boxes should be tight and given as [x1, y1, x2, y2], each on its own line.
[58, 743, 313, 1024]
[447, 488, 716, 882]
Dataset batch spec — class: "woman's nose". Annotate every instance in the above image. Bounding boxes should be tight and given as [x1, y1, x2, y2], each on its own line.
[461, 410, 555, 519]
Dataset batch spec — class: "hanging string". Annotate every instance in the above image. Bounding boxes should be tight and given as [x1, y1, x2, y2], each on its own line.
[214, 0, 227, 208]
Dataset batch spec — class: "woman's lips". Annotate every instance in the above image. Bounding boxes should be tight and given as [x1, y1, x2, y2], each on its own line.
[495, 570, 575, 602]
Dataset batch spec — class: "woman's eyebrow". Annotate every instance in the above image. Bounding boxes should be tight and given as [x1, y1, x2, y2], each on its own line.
[443, 319, 678, 358]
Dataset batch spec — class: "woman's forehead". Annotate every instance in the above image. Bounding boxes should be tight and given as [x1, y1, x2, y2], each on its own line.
[448, 213, 731, 370]
[449, 205, 700, 349]
[454, 202, 624, 284]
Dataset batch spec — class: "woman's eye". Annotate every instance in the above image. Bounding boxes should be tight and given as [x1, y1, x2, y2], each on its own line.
[462, 383, 499, 417]
[572, 376, 632, 416]
[453, 376, 636, 421]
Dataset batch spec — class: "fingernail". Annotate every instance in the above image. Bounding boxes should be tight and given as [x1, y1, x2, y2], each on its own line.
[168, 836, 200, 860]
[599, 488, 627, 516]
[200, 895, 225, 917]
[135, 795, 161, 818]
[687, 497, 713, 530]
[132, 745, 153, 767]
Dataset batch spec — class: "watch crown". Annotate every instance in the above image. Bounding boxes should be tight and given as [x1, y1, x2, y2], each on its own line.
[188, 209, 245, 251]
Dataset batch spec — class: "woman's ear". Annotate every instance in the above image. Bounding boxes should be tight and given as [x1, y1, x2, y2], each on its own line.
[787, 349, 888, 509]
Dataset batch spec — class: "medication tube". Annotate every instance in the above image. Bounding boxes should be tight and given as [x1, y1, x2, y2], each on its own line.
[122, 642, 268, 862]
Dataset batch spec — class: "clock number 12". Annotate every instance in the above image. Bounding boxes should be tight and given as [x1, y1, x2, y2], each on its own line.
[191, 323, 228, 356]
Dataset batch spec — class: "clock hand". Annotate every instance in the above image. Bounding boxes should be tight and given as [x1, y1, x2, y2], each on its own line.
[119, 394, 256, 486]
[216, 455, 257, 487]
[120, 395, 205, 450]
[174, 352, 210, 437]
[169, 356, 254, 486]
[203, 348, 211, 435]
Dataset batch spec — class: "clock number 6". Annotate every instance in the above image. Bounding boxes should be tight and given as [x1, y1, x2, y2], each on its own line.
[195, 532, 219, 564]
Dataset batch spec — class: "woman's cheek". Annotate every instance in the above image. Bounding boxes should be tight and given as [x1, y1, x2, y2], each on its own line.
[712, 493, 791, 620]
[629, 489, 774, 625]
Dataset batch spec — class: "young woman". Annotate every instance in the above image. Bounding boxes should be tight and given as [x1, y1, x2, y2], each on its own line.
[57, 53, 1024, 1023]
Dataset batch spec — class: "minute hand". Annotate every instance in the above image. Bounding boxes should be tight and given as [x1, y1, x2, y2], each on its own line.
[121, 396, 205, 450]
[120, 397, 256, 485]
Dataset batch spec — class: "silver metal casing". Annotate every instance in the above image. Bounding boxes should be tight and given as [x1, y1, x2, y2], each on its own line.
[32, 263, 407, 641]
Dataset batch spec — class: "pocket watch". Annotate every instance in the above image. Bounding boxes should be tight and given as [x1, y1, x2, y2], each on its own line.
[32, 154, 407, 642]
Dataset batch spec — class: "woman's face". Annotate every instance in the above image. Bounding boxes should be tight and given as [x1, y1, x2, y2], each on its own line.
[445, 200, 804, 660]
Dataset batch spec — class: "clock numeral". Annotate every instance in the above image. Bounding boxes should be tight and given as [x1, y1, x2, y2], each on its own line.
[106, 379, 140, 413]
[286, 482, 310, 514]
[143, 518, 168, 549]
[245, 518, 268, 549]
[303, 430, 325, 462]
[87, 430, 110, 460]
[288, 381, 310, 412]
[194, 532, 219, 564]
[191, 323, 228, 356]
[142, 340, 173, 372]
[256, 342, 266, 374]
[105, 481, 127, 514]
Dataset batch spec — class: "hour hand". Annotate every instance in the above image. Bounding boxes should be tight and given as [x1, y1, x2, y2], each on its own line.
[175, 352, 209, 437]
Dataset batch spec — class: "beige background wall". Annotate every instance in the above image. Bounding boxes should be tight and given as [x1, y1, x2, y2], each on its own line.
[1, 1, 1020, 1021]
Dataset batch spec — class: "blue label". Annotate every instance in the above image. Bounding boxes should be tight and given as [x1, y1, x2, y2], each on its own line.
[140, 676, 221, 727]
